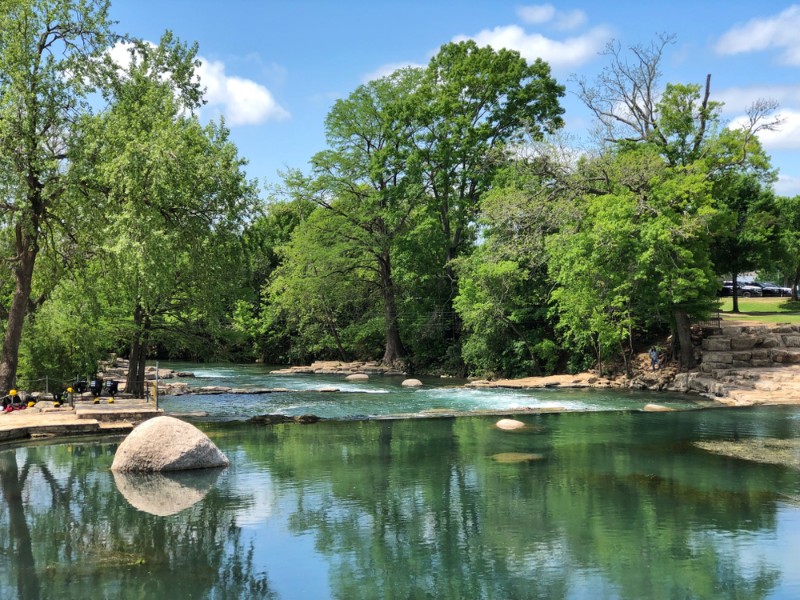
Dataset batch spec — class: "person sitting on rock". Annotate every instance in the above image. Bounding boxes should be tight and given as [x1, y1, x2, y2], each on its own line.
[2, 389, 19, 412]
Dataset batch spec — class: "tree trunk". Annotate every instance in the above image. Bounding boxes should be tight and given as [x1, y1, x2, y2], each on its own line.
[125, 304, 150, 398]
[0, 453, 41, 600]
[379, 254, 405, 367]
[672, 308, 696, 370]
[0, 232, 38, 391]
[731, 274, 740, 313]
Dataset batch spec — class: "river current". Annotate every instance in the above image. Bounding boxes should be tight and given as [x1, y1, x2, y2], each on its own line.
[1, 363, 799, 599]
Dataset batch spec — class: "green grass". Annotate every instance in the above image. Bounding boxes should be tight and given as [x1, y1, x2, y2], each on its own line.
[717, 297, 800, 324]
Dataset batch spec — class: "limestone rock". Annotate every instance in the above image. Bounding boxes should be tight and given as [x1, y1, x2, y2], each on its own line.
[111, 416, 229, 472]
[491, 452, 543, 463]
[702, 337, 731, 352]
[730, 336, 757, 351]
[643, 403, 674, 412]
[495, 418, 526, 430]
[346, 373, 369, 381]
[401, 378, 423, 387]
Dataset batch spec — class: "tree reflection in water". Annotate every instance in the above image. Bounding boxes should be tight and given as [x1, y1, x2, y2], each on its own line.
[2, 408, 800, 599]
[0, 442, 274, 600]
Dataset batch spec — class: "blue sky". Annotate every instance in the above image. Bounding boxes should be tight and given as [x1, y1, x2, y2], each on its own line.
[109, 1, 800, 195]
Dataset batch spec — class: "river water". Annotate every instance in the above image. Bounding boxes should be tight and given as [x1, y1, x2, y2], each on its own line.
[157, 362, 707, 419]
[2, 364, 800, 599]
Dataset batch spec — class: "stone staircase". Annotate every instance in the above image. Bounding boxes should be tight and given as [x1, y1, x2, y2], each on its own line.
[669, 324, 800, 405]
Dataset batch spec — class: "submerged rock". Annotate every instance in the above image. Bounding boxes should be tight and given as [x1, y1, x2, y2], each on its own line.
[643, 403, 675, 412]
[401, 378, 423, 387]
[694, 439, 800, 469]
[491, 452, 544, 463]
[111, 416, 229, 472]
[495, 418, 526, 431]
[250, 413, 322, 425]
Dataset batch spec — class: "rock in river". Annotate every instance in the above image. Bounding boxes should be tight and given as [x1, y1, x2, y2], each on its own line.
[111, 416, 229, 472]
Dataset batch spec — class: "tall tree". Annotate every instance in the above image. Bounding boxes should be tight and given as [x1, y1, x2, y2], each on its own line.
[412, 40, 565, 346]
[574, 35, 779, 368]
[710, 171, 780, 313]
[0, 0, 114, 390]
[75, 34, 257, 395]
[303, 69, 424, 367]
[775, 194, 800, 300]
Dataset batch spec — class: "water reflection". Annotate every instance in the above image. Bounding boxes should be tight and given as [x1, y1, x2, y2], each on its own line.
[1, 408, 800, 599]
[113, 469, 223, 516]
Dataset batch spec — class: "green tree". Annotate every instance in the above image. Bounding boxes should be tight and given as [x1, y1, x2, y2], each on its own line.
[573, 35, 778, 368]
[710, 171, 780, 312]
[412, 40, 565, 350]
[302, 68, 425, 367]
[0, 0, 114, 390]
[75, 34, 257, 395]
[453, 158, 573, 376]
[266, 206, 383, 364]
[775, 194, 800, 300]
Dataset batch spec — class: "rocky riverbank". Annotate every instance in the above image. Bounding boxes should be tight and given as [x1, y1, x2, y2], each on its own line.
[98, 324, 800, 407]
[470, 324, 800, 407]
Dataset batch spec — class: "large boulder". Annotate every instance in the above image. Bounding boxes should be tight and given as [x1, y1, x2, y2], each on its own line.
[401, 378, 423, 387]
[111, 416, 229, 472]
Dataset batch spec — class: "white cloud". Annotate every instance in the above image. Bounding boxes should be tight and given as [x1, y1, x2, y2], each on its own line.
[715, 5, 800, 65]
[453, 24, 611, 69]
[517, 4, 556, 24]
[517, 4, 586, 30]
[196, 58, 289, 126]
[715, 84, 800, 115]
[362, 61, 426, 83]
[728, 109, 800, 150]
[775, 173, 800, 196]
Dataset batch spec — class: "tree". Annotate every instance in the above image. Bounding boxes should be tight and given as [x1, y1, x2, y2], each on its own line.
[775, 195, 800, 300]
[412, 41, 565, 348]
[0, 0, 114, 390]
[710, 171, 780, 312]
[573, 35, 779, 368]
[265, 206, 383, 364]
[302, 69, 425, 367]
[453, 157, 574, 376]
[75, 34, 257, 395]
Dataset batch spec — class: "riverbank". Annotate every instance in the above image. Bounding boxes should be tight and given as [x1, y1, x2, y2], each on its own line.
[0, 398, 162, 446]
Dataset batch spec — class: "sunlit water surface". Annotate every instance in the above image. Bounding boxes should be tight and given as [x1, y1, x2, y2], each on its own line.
[157, 362, 707, 420]
[2, 364, 800, 599]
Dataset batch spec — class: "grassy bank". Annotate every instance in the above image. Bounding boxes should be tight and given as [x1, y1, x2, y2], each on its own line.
[717, 297, 800, 325]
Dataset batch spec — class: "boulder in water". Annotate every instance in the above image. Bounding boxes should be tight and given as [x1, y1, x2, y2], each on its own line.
[111, 416, 229, 472]
[495, 418, 526, 431]
[401, 378, 423, 387]
[346, 373, 369, 381]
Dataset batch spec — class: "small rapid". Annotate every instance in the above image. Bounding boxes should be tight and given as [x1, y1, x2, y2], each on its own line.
[158, 362, 708, 421]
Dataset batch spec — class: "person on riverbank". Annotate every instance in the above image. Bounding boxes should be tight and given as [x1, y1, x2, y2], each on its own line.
[649, 348, 661, 371]
[2, 389, 20, 412]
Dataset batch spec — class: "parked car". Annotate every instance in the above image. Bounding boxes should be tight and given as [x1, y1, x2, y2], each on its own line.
[759, 281, 793, 297]
[719, 281, 763, 297]
[747, 282, 783, 297]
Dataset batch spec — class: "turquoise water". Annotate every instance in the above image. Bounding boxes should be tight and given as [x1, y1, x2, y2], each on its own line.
[2, 365, 800, 599]
[159, 362, 708, 420]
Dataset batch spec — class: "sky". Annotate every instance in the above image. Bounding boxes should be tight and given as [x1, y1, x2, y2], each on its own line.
[108, 1, 800, 195]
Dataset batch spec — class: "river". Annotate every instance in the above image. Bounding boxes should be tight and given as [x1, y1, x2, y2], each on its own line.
[1, 363, 799, 599]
